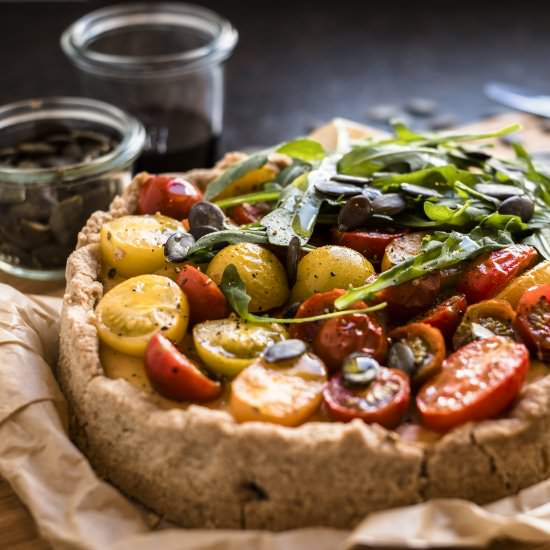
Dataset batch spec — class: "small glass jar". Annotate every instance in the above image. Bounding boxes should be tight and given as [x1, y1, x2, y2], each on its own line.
[61, 2, 238, 173]
[0, 97, 145, 281]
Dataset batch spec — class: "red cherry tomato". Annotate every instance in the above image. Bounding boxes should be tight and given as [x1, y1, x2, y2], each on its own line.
[516, 284, 550, 361]
[332, 228, 408, 264]
[176, 265, 229, 325]
[417, 336, 529, 432]
[378, 271, 441, 317]
[288, 288, 367, 343]
[323, 369, 410, 428]
[415, 294, 468, 340]
[145, 333, 222, 402]
[229, 202, 272, 225]
[138, 175, 203, 219]
[458, 245, 538, 304]
[313, 313, 387, 372]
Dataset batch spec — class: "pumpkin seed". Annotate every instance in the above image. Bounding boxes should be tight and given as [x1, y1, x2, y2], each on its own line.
[49, 195, 84, 246]
[189, 201, 225, 239]
[164, 231, 195, 262]
[387, 341, 416, 377]
[498, 195, 534, 222]
[19, 219, 51, 246]
[286, 235, 301, 286]
[371, 193, 406, 216]
[263, 339, 306, 363]
[337, 195, 373, 231]
[400, 183, 442, 199]
[331, 174, 372, 185]
[342, 353, 380, 387]
[314, 178, 362, 197]
[474, 183, 523, 199]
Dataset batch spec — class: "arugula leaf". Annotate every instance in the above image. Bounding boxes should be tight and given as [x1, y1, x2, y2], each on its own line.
[214, 190, 281, 210]
[219, 264, 386, 324]
[334, 228, 513, 310]
[185, 228, 269, 262]
[523, 228, 550, 260]
[373, 164, 480, 190]
[338, 145, 447, 177]
[479, 212, 528, 231]
[276, 138, 326, 162]
[424, 200, 474, 226]
[390, 120, 425, 142]
[204, 153, 269, 200]
[421, 124, 521, 146]
[277, 161, 311, 187]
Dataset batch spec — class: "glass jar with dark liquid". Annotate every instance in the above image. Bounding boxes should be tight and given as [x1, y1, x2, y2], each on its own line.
[62, 3, 238, 173]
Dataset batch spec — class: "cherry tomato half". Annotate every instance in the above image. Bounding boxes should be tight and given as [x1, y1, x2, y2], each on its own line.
[323, 369, 410, 428]
[145, 333, 222, 402]
[458, 245, 538, 304]
[378, 271, 441, 317]
[176, 265, 229, 325]
[415, 294, 467, 340]
[516, 284, 550, 361]
[313, 313, 387, 372]
[389, 322, 446, 383]
[332, 228, 408, 264]
[138, 175, 203, 219]
[288, 288, 367, 343]
[417, 336, 529, 432]
[229, 202, 272, 225]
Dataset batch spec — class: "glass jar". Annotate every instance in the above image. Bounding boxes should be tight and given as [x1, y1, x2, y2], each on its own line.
[61, 2, 238, 173]
[0, 96, 145, 281]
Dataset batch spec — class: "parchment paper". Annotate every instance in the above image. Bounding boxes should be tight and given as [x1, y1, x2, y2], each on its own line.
[3, 117, 550, 550]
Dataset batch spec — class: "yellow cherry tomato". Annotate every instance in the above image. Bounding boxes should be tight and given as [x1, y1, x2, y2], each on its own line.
[216, 167, 277, 200]
[230, 353, 327, 426]
[291, 245, 374, 302]
[95, 274, 189, 356]
[193, 316, 287, 378]
[381, 232, 425, 271]
[100, 214, 184, 278]
[99, 344, 152, 392]
[496, 260, 550, 307]
[206, 243, 289, 313]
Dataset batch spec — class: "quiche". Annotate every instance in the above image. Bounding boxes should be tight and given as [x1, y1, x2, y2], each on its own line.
[58, 124, 550, 530]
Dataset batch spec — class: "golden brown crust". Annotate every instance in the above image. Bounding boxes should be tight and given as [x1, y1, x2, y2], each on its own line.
[58, 155, 550, 530]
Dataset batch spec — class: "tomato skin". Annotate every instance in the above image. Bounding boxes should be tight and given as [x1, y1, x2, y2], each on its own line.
[145, 333, 222, 402]
[176, 265, 229, 325]
[229, 202, 272, 225]
[313, 313, 387, 372]
[323, 369, 411, 428]
[138, 175, 203, 219]
[458, 245, 538, 304]
[516, 284, 550, 361]
[288, 288, 367, 343]
[416, 294, 467, 340]
[379, 271, 441, 317]
[332, 228, 408, 264]
[417, 336, 529, 432]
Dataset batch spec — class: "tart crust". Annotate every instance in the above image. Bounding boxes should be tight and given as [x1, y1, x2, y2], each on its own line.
[58, 163, 550, 530]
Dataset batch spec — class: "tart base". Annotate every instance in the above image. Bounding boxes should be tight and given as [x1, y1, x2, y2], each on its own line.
[58, 167, 550, 530]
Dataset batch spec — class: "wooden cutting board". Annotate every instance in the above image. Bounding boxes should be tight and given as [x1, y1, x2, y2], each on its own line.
[2, 112, 550, 550]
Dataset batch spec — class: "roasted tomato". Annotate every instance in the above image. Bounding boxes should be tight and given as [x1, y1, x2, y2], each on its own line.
[230, 351, 327, 426]
[388, 322, 445, 383]
[288, 288, 367, 343]
[332, 228, 408, 264]
[138, 175, 203, 219]
[381, 232, 425, 271]
[323, 369, 410, 428]
[516, 284, 550, 361]
[145, 333, 222, 402]
[176, 265, 228, 325]
[417, 336, 529, 432]
[313, 313, 387, 371]
[229, 202, 272, 225]
[452, 299, 517, 350]
[378, 271, 441, 316]
[458, 245, 538, 303]
[415, 294, 467, 340]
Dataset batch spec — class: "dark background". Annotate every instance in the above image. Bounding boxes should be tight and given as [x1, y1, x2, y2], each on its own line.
[0, 0, 549, 152]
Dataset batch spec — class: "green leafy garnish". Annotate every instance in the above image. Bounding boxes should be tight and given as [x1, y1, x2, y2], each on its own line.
[524, 228, 550, 260]
[220, 264, 386, 324]
[334, 228, 514, 310]
[204, 153, 269, 201]
[214, 190, 281, 210]
[276, 138, 326, 162]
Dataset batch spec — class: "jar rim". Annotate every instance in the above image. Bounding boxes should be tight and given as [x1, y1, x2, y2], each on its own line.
[0, 96, 146, 185]
[61, 2, 239, 78]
